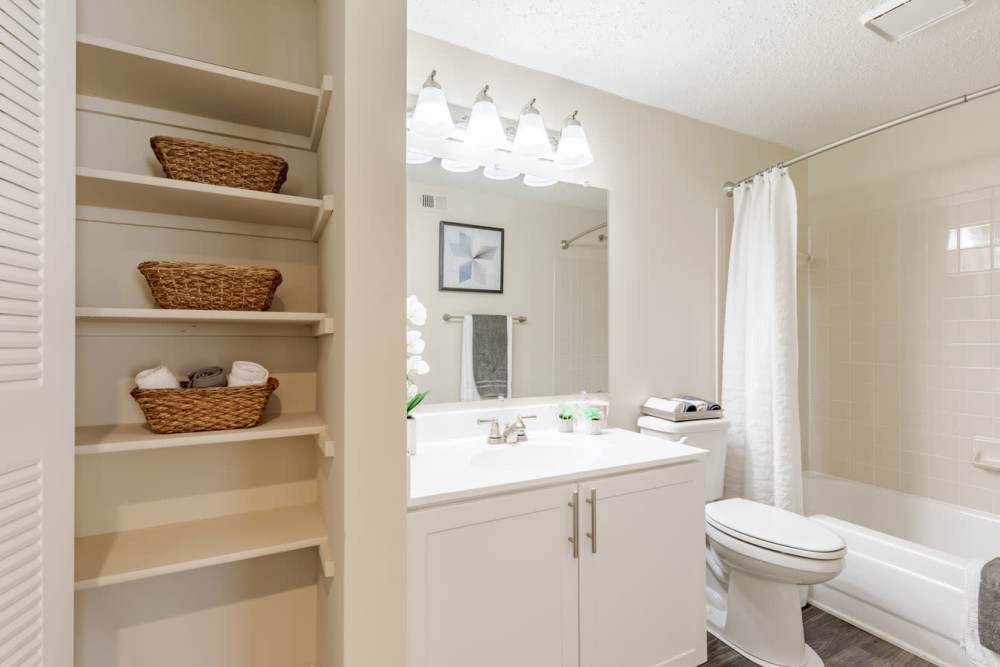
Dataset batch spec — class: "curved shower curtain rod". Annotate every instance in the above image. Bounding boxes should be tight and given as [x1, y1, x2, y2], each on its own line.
[723, 81, 1000, 197]
[560, 222, 608, 250]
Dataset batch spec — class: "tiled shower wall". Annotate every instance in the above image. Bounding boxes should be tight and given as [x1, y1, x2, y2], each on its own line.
[809, 185, 1000, 514]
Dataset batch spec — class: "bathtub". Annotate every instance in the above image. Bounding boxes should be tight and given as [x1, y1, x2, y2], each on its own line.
[804, 472, 1000, 667]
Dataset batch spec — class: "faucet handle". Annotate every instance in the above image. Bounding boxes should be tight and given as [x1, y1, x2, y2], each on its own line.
[477, 417, 503, 444]
[512, 414, 537, 442]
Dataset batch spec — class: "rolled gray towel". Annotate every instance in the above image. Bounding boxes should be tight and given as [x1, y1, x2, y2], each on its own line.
[188, 366, 226, 388]
[981, 558, 1000, 653]
[678, 394, 722, 411]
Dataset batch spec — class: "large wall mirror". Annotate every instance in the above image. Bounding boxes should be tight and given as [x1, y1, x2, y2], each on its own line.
[407, 163, 609, 405]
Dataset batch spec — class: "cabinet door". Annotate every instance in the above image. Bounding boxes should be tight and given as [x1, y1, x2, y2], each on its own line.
[408, 484, 579, 667]
[579, 463, 706, 667]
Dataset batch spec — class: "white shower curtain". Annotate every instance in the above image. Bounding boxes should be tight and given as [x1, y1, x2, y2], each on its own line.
[722, 168, 803, 512]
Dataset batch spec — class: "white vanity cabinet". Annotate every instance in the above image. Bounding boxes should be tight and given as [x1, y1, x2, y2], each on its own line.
[407, 461, 706, 667]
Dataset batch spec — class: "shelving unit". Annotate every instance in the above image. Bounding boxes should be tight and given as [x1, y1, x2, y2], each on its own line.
[76, 307, 335, 336]
[75, 412, 330, 455]
[75, 504, 333, 590]
[77, 167, 335, 239]
[77, 33, 333, 150]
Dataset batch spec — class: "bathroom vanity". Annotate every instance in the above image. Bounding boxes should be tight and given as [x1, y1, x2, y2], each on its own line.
[407, 401, 709, 667]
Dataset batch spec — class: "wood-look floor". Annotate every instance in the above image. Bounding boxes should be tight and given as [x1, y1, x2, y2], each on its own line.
[702, 606, 936, 666]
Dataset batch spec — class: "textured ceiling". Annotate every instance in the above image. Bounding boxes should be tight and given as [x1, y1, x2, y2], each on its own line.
[408, 0, 1000, 150]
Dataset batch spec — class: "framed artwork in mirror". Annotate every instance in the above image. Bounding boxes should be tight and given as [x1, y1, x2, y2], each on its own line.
[439, 221, 504, 293]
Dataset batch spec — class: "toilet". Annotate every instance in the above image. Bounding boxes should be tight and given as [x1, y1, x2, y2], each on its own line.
[638, 416, 846, 667]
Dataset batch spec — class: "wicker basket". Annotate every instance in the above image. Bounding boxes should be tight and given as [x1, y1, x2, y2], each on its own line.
[131, 378, 279, 434]
[150, 136, 289, 193]
[138, 261, 282, 311]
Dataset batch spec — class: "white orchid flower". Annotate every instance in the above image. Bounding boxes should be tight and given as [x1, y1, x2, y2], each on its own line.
[407, 330, 426, 355]
[407, 295, 427, 326]
[407, 380, 419, 399]
[407, 355, 430, 377]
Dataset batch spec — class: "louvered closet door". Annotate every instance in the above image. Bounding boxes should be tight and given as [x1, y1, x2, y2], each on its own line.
[0, 0, 74, 664]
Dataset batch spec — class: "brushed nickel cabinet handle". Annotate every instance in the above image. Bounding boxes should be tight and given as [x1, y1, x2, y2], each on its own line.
[585, 488, 597, 554]
[568, 490, 579, 559]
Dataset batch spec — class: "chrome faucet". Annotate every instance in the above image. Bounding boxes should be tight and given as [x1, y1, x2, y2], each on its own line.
[478, 415, 537, 445]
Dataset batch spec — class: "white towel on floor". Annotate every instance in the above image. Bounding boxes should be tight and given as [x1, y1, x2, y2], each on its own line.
[135, 365, 180, 390]
[227, 361, 269, 387]
[965, 560, 1000, 667]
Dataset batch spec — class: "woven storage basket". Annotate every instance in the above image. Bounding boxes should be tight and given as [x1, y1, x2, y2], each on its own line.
[138, 261, 282, 311]
[131, 378, 279, 434]
[150, 136, 289, 193]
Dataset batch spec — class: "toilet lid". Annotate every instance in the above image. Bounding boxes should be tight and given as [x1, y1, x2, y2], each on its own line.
[706, 498, 846, 560]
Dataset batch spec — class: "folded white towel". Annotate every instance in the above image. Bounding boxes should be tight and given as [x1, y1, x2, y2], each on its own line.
[135, 365, 180, 390]
[642, 397, 687, 418]
[228, 360, 269, 387]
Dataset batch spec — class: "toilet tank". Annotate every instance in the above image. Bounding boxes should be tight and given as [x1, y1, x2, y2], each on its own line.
[637, 416, 729, 502]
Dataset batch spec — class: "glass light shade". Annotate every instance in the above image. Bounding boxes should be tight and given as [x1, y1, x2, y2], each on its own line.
[441, 158, 479, 173]
[523, 174, 558, 188]
[411, 72, 455, 139]
[406, 149, 433, 165]
[513, 100, 553, 159]
[483, 164, 520, 181]
[555, 122, 594, 169]
[465, 99, 507, 153]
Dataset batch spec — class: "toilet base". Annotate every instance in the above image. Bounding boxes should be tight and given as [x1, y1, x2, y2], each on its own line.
[707, 626, 823, 667]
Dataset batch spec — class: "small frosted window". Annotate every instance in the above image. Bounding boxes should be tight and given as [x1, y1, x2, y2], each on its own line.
[960, 247, 991, 272]
[947, 228, 958, 251]
[960, 224, 990, 249]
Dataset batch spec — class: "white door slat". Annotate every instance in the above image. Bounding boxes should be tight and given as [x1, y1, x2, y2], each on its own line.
[0, 13, 38, 57]
[0, 317, 39, 334]
[0, 333, 40, 349]
[0, 248, 38, 271]
[0, 266, 38, 287]
[0, 78, 39, 116]
[0, 44, 37, 87]
[0, 97, 40, 133]
[0, 128, 39, 163]
[0, 166, 38, 195]
[0, 198, 40, 226]
[0, 147, 40, 178]
[0, 298, 38, 317]
[0, 30, 39, 70]
[0, 62, 38, 101]
[0, 7, 39, 41]
[6, 1, 39, 27]
[0, 282, 39, 302]
[0, 110, 38, 146]
[0, 365, 38, 382]
[0, 181, 39, 209]
[0, 230, 39, 255]
[0, 213, 39, 240]
[0, 349, 38, 366]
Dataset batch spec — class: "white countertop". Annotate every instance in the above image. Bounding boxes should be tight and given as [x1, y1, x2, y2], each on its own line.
[408, 427, 707, 509]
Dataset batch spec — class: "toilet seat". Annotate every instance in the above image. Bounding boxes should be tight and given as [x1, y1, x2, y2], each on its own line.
[706, 498, 846, 560]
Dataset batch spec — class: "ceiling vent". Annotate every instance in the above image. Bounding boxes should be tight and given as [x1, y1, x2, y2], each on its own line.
[862, 0, 975, 41]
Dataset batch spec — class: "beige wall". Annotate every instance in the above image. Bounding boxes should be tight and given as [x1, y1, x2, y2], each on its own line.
[406, 175, 607, 402]
[316, 1, 408, 666]
[808, 93, 1000, 514]
[408, 32, 798, 428]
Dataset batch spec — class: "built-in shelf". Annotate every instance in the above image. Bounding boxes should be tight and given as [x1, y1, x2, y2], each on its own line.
[973, 438, 1000, 473]
[77, 33, 333, 150]
[77, 168, 335, 239]
[75, 504, 334, 590]
[75, 412, 330, 455]
[76, 306, 335, 336]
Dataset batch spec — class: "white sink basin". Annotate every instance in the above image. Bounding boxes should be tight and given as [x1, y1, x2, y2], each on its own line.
[470, 442, 600, 470]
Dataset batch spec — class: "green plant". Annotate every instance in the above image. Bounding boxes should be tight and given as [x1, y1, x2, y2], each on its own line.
[407, 390, 429, 415]
[558, 405, 575, 420]
[582, 406, 602, 421]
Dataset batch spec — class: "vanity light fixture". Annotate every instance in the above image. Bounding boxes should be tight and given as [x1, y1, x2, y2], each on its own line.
[465, 85, 508, 154]
[513, 99, 553, 159]
[406, 149, 434, 165]
[411, 70, 455, 139]
[555, 111, 594, 169]
[440, 158, 479, 173]
[523, 174, 558, 188]
[483, 164, 520, 181]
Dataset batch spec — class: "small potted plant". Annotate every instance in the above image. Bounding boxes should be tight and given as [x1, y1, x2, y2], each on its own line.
[581, 406, 603, 435]
[557, 405, 575, 433]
